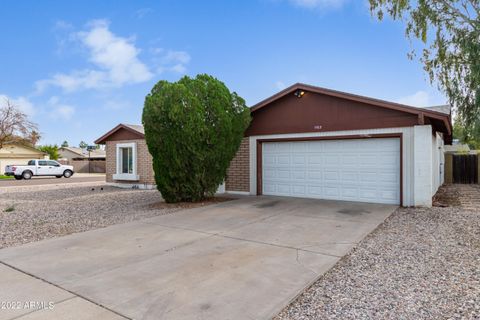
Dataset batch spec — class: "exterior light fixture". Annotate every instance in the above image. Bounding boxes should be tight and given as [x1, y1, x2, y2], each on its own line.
[294, 89, 305, 98]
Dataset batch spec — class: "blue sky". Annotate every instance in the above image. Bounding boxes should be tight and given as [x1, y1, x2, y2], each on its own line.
[0, 0, 446, 146]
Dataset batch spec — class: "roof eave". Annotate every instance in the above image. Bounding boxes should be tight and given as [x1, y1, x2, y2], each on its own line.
[94, 123, 145, 144]
[251, 83, 452, 135]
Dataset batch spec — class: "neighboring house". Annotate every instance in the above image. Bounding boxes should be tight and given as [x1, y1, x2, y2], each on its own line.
[58, 147, 106, 161]
[58, 147, 106, 173]
[95, 83, 452, 207]
[0, 143, 48, 171]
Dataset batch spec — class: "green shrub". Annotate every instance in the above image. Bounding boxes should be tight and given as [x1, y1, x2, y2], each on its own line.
[142, 74, 251, 202]
[4, 204, 15, 212]
[38, 144, 59, 160]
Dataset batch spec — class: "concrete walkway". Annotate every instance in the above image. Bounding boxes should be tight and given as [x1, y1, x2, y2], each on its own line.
[0, 196, 396, 320]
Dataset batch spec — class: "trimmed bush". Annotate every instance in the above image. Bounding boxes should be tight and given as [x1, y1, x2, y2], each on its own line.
[142, 74, 251, 202]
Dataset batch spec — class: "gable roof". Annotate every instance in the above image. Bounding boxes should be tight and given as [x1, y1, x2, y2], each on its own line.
[251, 83, 452, 136]
[0, 142, 47, 155]
[58, 147, 106, 159]
[94, 123, 145, 144]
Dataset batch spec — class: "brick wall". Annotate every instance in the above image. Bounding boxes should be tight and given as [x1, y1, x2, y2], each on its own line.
[105, 139, 155, 185]
[226, 138, 250, 192]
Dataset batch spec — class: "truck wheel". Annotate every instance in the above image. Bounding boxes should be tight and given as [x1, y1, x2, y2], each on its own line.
[14, 176, 23, 180]
[63, 170, 73, 178]
[22, 171, 32, 180]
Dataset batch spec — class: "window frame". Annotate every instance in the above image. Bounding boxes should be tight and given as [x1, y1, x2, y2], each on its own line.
[113, 142, 139, 181]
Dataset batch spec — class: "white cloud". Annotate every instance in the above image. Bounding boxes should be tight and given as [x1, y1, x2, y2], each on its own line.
[0, 94, 35, 116]
[287, 0, 348, 9]
[36, 20, 153, 93]
[47, 96, 75, 120]
[135, 8, 153, 19]
[275, 81, 287, 90]
[56, 105, 75, 120]
[152, 48, 191, 74]
[396, 91, 431, 107]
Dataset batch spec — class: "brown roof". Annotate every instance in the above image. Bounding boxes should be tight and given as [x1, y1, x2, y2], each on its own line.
[251, 83, 452, 136]
[58, 147, 106, 159]
[94, 123, 145, 144]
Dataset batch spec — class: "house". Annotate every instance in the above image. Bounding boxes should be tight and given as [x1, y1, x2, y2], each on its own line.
[95, 124, 155, 187]
[95, 83, 452, 207]
[58, 146, 106, 161]
[0, 142, 48, 170]
[58, 147, 106, 173]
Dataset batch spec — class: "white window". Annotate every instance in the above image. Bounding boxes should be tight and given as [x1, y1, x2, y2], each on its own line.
[113, 142, 139, 181]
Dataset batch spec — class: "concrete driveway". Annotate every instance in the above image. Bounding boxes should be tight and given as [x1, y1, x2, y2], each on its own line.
[0, 196, 396, 320]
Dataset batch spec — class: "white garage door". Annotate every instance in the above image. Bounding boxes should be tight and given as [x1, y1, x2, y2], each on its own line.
[262, 138, 400, 204]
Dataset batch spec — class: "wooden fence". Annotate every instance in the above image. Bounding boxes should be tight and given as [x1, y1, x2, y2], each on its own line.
[444, 153, 479, 184]
[58, 159, 106, 173]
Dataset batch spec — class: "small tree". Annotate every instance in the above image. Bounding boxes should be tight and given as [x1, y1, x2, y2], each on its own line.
[143, 74, 251, 203]
[38, 144, 60, 160]
[0, 99, 38, 149]
[61, 140, 69, 147]
[79, 141, 88, 149]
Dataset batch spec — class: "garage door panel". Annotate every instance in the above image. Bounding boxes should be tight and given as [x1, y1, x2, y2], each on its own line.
[323, 154, 339, 165]
[306, 170, 322, 180]
[307, 155, 323, 165]
[341, 171, 358, 182]
[380, 189, 398, 201]
[277, 155, 290, 165]
[292, 170, 306, 179]
[358, 188, 378, 200]
[342, 187, 359, 198]
[264, 155, 276, 165]
[379, 172, 398, 183]
[292, 185, 306, 195]
[276, 143, 291, 152]
[293, 156, 306, 165]
[324, 170, 340, 182]
[277, 169, 290, 179]
[324, 186, 340, 197]
[341, 155, 358, 166]
[262, 138, 400, 205]
[293, 142, 308, 152]
[264, 169, 276, 179]
[277, 184, 291, 194]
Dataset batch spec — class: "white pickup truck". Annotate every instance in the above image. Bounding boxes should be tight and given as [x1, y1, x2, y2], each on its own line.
[4, 160, 74, 180]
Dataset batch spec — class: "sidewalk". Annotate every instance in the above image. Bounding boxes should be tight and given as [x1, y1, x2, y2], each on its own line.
[0, 263, 126, 320]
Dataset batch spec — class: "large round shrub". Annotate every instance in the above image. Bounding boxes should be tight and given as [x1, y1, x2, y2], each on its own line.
[142, 74, 251, 203]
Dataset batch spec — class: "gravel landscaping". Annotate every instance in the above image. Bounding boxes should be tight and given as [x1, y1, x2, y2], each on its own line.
[275, 184, 480, 320]
[0, 183, 229, 249]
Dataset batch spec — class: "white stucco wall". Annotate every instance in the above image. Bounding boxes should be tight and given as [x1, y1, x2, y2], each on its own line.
[432, 131, 444, 194]
[248, 125, 441, 207]
[413, 125, 435, 206]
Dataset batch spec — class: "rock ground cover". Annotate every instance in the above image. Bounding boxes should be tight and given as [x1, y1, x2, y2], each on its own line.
[275, 184, 480, 320]
[0, 184, 229, 249]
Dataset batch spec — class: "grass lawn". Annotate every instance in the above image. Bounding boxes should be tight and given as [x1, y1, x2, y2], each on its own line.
[0, 175, 13, 179]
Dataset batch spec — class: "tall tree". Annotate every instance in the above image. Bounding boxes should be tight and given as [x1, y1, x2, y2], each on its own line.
[79, 141, 88, 149]
[27, 130, 41, 146]
[369, 0, 480, 132]
[61, 140, 69, 147]
[0, 99, 38, 149]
